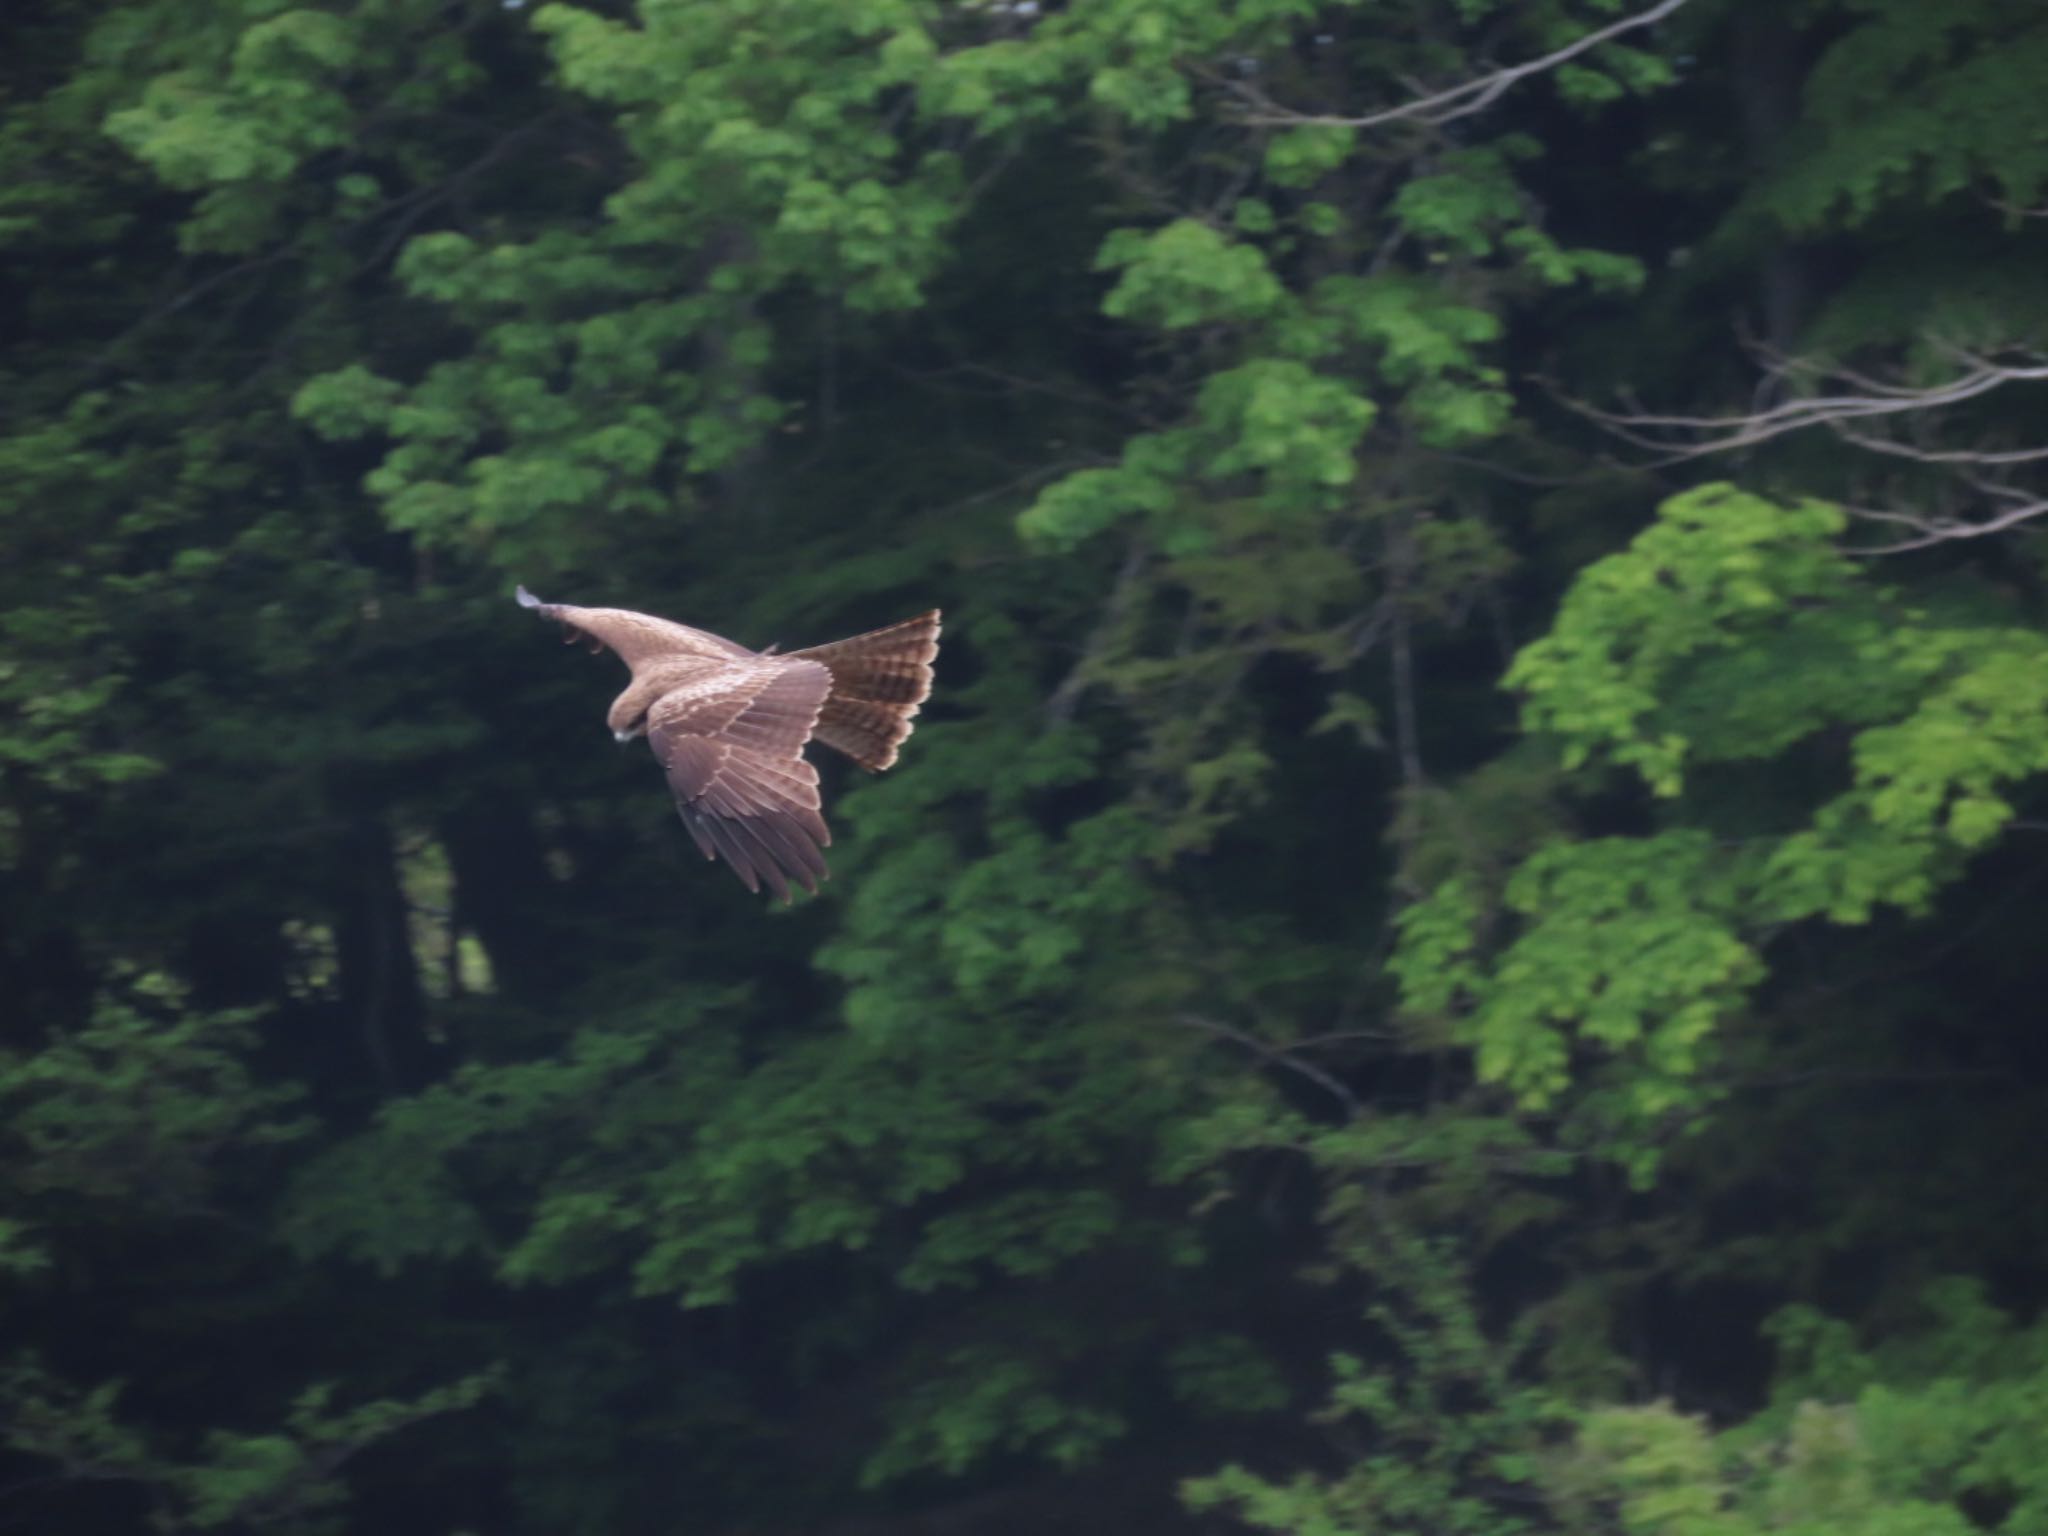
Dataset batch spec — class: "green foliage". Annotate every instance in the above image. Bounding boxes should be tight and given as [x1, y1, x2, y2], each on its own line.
[1566, 1281, 2048, 1536]
[0, 1361, 499, 1535]
[1755, 3, 2048, 232]
[1187, 1232, 1566, 1536]
[1196, 359, 1378, 490]
[0, 981, 308, 1209]
[1098, 219, 1292, 330]
[1168, 1334, 1292, 1418]
[1395, 485, 2048, 1170]
[10, 0, 2048, 1533]
[1398, 832, 1760, 1127]
[1507, 486, 1863, 795]
[861, 1344, 1130, 1487]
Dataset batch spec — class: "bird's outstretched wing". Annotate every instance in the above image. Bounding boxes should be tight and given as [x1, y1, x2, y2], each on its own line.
[647, 659, 835, 902]
[516, 585, 752, 667]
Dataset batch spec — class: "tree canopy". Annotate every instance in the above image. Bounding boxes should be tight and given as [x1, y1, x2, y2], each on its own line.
[5, 0, 2048, 1532]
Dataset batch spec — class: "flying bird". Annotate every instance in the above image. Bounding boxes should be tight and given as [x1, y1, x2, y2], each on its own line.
[517, 586, 939, 902]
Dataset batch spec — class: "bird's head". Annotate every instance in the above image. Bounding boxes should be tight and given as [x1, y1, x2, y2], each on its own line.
[607, 674, 664, 743]
[602, 688, 651, 741]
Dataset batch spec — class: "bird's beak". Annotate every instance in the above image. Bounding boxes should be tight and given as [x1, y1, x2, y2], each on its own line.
[613, 729, 636, 743]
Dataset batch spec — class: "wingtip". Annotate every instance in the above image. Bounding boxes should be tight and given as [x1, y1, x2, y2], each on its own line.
[514, 584, 543, 610]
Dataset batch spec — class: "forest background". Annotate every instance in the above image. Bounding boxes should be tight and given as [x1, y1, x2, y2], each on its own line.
[5, 0, 2048, 1532]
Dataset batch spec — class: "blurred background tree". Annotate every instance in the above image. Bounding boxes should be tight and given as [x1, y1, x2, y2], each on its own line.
[4, 0, 2046, 1531]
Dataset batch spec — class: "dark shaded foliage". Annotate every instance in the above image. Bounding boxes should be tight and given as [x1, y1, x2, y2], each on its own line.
[5, 1, 2048, 1532]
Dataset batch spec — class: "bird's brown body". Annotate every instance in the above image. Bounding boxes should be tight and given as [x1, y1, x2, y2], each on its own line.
[517, 587, 939, 900]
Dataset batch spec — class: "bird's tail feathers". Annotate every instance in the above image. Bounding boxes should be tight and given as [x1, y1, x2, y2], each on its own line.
[791, 610, 940, 771]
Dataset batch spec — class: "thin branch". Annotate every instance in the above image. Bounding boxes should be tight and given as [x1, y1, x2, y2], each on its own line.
[1281, 1027, 1399, 1050]
[1387, 518, 1426, 789]
[70, 107, 572, 394]
[888, 357, 1145, 423]
[1341, 597, 1395, 662]
[1216, 0, 1693, 131]
[1984, 192, 2048, 221]
[1549, 357, 2048, 463]
[1563, 342, 2048, 552]
[927, 457, 1095, 525]
[1847, 496, 2048, 556]
[1830, 424, 2048, 467]
[1176, 1012, 1361, 1120]
[1046, 535, 1150, 726]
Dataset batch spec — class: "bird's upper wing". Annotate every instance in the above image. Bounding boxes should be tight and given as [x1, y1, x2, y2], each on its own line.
[647, 657, 835, 902]
[516, 586, 753, 668]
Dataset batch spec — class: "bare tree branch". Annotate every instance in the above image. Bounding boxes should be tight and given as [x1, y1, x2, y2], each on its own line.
[1212, 0, 1693, 131]
[1046, 535, 1151, 726]
[1845, 496, 2048, 556]
[1176, 1012, 1360, 1120]
[1387, 521, 1426, 790]
[1984, 192, 2048, 221]
[1550, 354, 2048, 462]
[1560, 342, 2048, 552]
[1831, 425, 2048, 467]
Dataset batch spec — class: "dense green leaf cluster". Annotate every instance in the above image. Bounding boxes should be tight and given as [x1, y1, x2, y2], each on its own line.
[6, 0, 2048, 1532]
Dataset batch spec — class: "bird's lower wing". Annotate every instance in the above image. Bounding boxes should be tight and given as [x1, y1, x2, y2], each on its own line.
[648, 661, 833, 901]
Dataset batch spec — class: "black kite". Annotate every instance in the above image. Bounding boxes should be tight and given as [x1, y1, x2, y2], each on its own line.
[517, 587, 940, 901]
